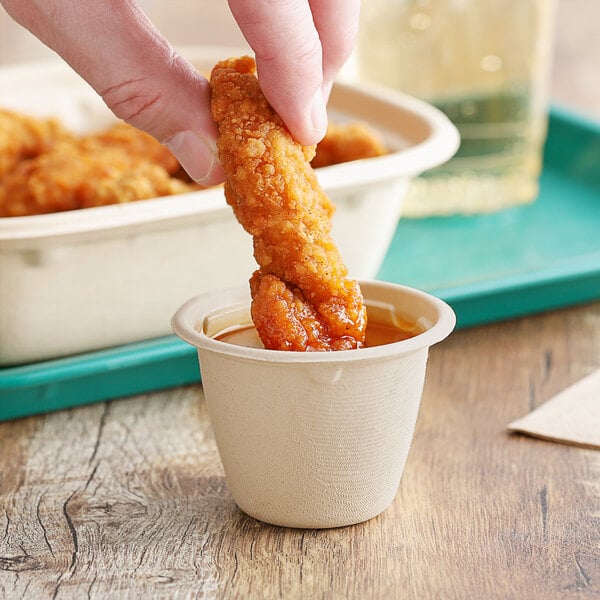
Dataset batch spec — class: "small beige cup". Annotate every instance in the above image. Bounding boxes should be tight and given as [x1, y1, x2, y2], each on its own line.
[172, 280, 455, 528]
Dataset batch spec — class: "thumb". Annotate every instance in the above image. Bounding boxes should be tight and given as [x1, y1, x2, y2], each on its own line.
[0, 0, 224, 185]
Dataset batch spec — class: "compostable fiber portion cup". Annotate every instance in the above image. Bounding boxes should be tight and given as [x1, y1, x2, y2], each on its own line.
[172, 280, 456, 529]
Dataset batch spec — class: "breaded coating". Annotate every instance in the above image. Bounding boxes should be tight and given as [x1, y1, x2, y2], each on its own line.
[0, 105, 384, 218]
[210, 56, 366, 351]
[0, 120, 198, 217]
[312, 122, 387, 169]
[0, 140, 195, 217]
[81, 122, 181, 175]
[0, 109, 72, 178]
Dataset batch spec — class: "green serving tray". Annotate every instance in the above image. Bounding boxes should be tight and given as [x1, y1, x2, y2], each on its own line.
[1, 106, 599, 421]
[379, 105, 600, 327]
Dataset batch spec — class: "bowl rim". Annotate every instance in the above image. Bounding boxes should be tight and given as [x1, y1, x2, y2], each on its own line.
[171, 279, 456, 364]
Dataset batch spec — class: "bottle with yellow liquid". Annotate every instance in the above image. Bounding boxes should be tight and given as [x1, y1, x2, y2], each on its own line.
[349, 0, 557, 216]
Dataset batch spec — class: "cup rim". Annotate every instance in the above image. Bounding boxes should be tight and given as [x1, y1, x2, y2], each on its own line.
[171, 279, 456, 364]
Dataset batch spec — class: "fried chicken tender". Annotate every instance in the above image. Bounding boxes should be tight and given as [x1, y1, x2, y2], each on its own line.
[0, 109, 72, 178]
[0, 118, 200, 217]
[0, 139, 195, 217]
[81, 122, 181, 175]
[312, 122, 387, 169]
[210, 56, 367, 351]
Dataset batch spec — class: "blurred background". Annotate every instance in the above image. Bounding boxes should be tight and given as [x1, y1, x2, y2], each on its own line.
[0, 0, 598, 120]
[550, 0, 600, 119]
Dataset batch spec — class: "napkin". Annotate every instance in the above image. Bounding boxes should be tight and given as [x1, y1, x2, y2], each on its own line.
[508, 368, 600, 449]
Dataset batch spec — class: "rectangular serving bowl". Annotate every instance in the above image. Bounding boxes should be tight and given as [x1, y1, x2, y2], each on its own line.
[0, 47, 458, 365]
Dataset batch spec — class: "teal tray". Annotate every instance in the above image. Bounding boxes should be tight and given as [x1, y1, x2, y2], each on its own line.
[379, 105, 600, 327]
[2, 106, 599, 421]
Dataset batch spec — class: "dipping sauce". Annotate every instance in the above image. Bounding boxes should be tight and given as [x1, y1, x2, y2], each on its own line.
[215, 318, 421, 349]
[364, 319, 420, 347]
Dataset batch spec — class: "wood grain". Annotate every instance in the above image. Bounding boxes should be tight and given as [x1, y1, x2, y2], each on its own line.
[1, 302, 599, 599]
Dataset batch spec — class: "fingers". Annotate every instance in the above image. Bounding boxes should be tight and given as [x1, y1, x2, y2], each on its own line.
[0, 0, 224, 185]
[229, 0, 360, 146]
[0, 0, 360, 177]
[227, 0, 325, 146]
[309, 0, 361, 99]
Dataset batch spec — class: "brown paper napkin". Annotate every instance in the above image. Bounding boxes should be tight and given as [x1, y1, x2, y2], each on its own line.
[508, 368, 600, 449]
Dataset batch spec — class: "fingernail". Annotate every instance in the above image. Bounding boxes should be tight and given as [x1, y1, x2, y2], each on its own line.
[310, 88, 328, 140]
[165, 131, 223, 185]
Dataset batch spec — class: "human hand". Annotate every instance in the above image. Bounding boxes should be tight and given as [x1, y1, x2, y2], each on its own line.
[0, 0, 360, 184]
[229, 0, 361, 146]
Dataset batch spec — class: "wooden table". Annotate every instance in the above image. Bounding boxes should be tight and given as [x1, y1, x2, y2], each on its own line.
[1, 1, 599, 597]
[1, 303, 599, 599]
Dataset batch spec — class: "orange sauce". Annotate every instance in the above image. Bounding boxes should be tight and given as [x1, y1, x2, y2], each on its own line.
[363, 319, 418, 347]
[216, 318, 420, 349]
